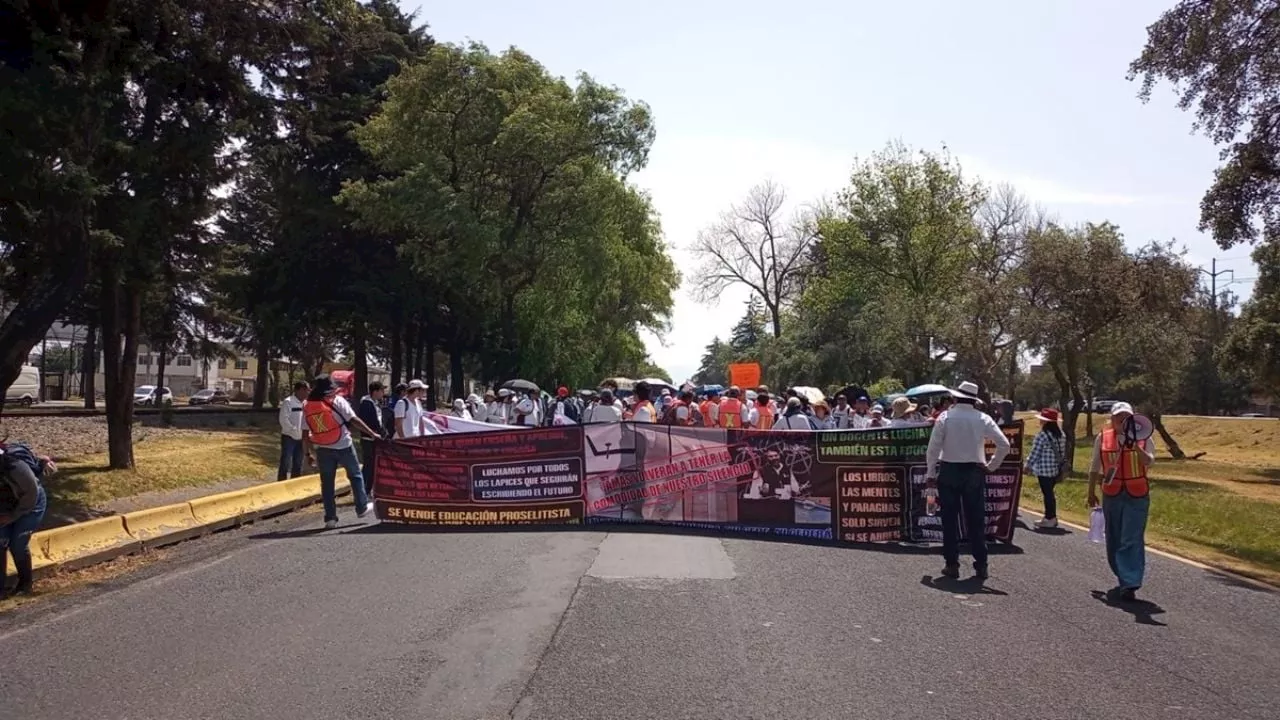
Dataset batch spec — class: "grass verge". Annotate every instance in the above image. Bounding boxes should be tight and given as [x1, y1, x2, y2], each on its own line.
[1017, 419, 1280, 586]
[43, 428, 280, 527]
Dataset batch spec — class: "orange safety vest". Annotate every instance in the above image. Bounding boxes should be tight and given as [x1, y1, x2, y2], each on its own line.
[303, 398, 346, 446]
[699, 400, 718, 427]
[754, 405, 774, 430]
[667, 400, 695, 426]
[624, 400, 657, 422]
[1099, 427, 1149, 498]
[719, 398, 743, 428]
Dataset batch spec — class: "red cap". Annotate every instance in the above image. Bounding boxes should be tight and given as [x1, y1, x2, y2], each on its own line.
[1037, 408, 1060, 423]
[557, 386, 569, 397]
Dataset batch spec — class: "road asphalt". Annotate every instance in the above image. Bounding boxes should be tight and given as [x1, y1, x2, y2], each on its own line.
[1, 505, 1277, 720]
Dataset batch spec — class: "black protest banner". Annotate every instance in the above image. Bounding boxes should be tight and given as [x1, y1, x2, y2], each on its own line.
[374, 421, 1025, 544]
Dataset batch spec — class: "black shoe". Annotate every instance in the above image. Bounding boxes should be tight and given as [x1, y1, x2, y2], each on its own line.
[1119, 587, 1137, 603]
[940, 564, 961, 579]
[974, 565, 989, 580]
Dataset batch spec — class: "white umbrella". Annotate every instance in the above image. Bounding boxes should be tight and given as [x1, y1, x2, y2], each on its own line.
[791, 386, 825, 404]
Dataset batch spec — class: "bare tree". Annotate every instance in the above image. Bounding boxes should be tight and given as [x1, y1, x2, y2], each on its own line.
[689, 180, 817, 338]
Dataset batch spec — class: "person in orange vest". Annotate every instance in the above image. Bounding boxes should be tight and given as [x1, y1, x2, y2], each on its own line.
[303, 374, 385, 529]
[623, 381, 658, 422]
[1087, 402, 1155, 602]
[719, 387, 744, 429]
[751, 391, 774, 429]
[699, 389, 721, 428]
[664, 389, 701, 426]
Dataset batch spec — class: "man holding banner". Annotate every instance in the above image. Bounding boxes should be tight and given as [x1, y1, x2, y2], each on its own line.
[925, 381, 1011, 580]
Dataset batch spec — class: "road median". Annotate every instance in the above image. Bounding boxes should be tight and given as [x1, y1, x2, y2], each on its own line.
[5, 473, 350, 581]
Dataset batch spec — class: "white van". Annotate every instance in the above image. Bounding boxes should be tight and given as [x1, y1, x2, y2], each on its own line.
[5, 365, 40, 406]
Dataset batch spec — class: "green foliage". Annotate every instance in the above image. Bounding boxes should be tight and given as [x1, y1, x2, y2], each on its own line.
[1219, 239, 1280, 397]
[864, 377, 905, 400]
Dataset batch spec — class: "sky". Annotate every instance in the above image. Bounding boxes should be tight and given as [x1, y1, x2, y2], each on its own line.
[411, 0, 1258, 384]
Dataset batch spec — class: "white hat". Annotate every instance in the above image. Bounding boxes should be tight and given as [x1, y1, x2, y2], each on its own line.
[407, 379, 428, 390]
[871, 404, 884, 414]
[467, 394, 482, 404]
[497, 388, 512, 398]
[1110, 402, 1135, 416]
[950, 381, 980, 399]
[746, 390, 758, 401]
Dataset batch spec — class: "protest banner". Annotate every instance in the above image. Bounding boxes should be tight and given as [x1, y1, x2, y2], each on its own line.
[374, 420, 1025, 544]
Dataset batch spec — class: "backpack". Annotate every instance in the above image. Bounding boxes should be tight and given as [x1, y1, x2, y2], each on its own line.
[561, 399, 581, 423]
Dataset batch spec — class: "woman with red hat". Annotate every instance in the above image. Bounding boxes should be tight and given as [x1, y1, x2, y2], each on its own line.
[1024, 408, 1066, 529]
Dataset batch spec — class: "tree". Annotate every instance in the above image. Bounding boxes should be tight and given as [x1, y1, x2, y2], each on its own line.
[690, 180, 816, 338]
[812, 142, 983, 385]
[729, 297, 767, 354]
[693, 338, 733, 386]
[1130, 1, 1280, 249]
[342, 42, 675, 388]
[1219, 238, 1280, 397]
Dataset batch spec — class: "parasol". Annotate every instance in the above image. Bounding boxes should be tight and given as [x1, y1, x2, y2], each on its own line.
[905, 383, 951, 398]
[791, 386, 826, 404]
[500, 379, 540, 393]
[636, 378, 677, 393]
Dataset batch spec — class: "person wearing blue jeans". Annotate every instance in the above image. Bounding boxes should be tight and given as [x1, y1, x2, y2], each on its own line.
[1088, 402, 1155, 602]
[1, 450, 50, 599]
[302, 374, 384, 529]
[277, 381, 309, 481]
[278, 435, 304, 481]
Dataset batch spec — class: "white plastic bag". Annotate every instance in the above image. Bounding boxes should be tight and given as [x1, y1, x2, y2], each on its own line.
[1088, 507, 1105, 544]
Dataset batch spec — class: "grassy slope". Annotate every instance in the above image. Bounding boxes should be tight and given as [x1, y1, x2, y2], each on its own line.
[43, 428, 280, 527]
[1017, 414, 1280, 584]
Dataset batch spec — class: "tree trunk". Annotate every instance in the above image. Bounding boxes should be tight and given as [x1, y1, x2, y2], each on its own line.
[1152, 414, 1185, 459]
[100, 274, 140, 470]
[405, 322, 418, 379]
[422, 326, 436, 410]
[253, 339, 269, 409]
[353, 323, 368, 402]
[82, 322, 97, 409]
[155, 345, 167, 400]
[450, 331, 465, 405]
[390, 313, 403, 387]
[1052, 360, 1082, 472]
[500, 293, 518, 380]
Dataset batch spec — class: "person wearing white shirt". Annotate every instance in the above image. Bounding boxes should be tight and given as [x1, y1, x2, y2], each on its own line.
[394, 379, 427, 438]
[584, 390, 623, 424]
[514, 393, 539, 426]
[450, 398, 472, 420]
[830, 395, 851, 429]
[277, 381, 309, 481]
[301, 374, 383, 529]
[773, 397, 815, 430]
[925, 381, 1011, 580]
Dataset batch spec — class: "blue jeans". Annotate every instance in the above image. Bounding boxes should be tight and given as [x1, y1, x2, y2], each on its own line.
[315, 445, 370, 522]
[278, 435, 304, 481]
[938, 462, 988, 569]
[2, 486, 47, 570]
[1103, 491, 1149, 589]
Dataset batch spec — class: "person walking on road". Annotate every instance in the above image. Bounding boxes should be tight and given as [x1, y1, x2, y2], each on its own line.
[1087, 402, 1155, 603]
[925, 381, 1011, 580]
[277, 381, 309, 481]
[1024, 408, 1066, 529]
[0, 441, 53, 599]
[394, 380, 427, 438]
[303, 374, 383, 529]
[357, 381, 387, 497]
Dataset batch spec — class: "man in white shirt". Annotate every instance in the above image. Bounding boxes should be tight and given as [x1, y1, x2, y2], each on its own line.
[277, 381, 310, 481]
[394, 380, 427, 438]
[830, 395, 851, 429]
[848, 396, 873, 429]
[925, 380, 1011, 580]
[514, 392, 540, 426]
[584, 390, 623, 424]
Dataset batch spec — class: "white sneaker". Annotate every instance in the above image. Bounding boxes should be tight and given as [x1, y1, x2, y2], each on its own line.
[324, 519, 338, 530]
[357, 504, 372, 519]
[1035, 517, 1058, 529]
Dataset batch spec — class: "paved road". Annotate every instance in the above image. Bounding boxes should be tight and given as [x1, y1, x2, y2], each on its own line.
[2, 506, 1277, 720]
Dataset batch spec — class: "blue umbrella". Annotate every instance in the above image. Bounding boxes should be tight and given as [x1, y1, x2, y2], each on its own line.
[905, 383, 951, 398]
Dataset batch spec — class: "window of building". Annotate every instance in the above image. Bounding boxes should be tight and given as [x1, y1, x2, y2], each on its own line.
[139, 354, 152, 366]
[234, 359, 249, 370]
[232, 380, 243, 390]
[217, 359, 227, 369]
[176, 355, 193, 367]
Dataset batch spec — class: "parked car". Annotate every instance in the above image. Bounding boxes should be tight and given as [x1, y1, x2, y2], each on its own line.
[4, 365, 40, 407]
[1091, 399, 1118, 414]
[133, 385, 173, 406]
[188, 388, 231, 406]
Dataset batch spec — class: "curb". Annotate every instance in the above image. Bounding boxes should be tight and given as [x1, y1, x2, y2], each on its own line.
[6, 474, 353, 580]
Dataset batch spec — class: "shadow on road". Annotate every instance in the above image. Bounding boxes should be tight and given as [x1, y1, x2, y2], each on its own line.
[1090, 589, 1167, 626]
[332, 519, 1027, 556]
[249, 523, 365, 540]
[919, 574, 1009, 596]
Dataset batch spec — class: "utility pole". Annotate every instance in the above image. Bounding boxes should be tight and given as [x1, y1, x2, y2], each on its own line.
[1198, 259, 1235, 414]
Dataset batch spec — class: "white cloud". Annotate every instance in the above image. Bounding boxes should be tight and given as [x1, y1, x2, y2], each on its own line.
[954, 153, 1148, 207]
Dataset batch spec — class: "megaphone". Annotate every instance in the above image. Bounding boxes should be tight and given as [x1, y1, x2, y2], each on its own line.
[1122, 414, 1154, 444]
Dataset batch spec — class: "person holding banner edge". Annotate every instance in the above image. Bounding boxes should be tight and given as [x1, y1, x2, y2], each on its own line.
[1087, 402, 1155, 603]
[925, 381, 1011, 580]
